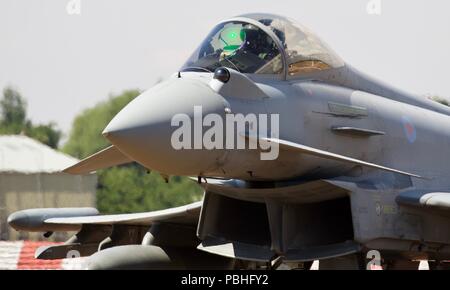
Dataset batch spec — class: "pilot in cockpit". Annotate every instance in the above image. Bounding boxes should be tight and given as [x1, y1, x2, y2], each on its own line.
[182, 14, 344, 77]
[187, 22, 283, 74]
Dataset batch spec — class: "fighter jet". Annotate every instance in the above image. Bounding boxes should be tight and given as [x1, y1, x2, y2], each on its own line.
[8, 13, 450, 270]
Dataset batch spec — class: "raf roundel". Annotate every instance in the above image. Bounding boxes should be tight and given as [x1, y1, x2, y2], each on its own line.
[402, 116, 417, 144]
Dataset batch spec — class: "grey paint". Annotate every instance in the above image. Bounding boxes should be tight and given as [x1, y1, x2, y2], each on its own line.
[7, 207, 98, 232]
[8, 14, 450, 269]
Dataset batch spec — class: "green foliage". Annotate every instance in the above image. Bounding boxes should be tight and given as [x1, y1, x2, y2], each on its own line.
[25, 123, 62, 149]
[97, 167, 202, 213]
[63, 89, 203, 214]
[63, 90, 141, 159]
[0, 87, 27, 132]
[0, 86, 62, 148]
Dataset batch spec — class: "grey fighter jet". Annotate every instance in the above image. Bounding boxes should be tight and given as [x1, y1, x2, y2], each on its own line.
[8, 13, 450, 270]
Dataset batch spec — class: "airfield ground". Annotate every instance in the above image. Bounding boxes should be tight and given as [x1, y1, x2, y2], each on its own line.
[0, 241, 431, 270]
[0, 241, 85, 270]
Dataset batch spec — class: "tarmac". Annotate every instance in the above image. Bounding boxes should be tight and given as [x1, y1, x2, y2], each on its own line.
[0, 241, 431, 270]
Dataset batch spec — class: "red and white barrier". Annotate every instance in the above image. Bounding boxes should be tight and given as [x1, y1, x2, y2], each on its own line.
[0, 241, 86, 270]
[0, 241, 431, 270]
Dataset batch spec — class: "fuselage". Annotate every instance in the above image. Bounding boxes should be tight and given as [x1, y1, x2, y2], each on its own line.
[99, 14, 450, 261]
[102, 12, 450, 189]
[9, 13, 450, 267]
[106, 66, 450, 190]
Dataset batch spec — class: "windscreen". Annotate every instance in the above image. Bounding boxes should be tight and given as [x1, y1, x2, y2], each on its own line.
[257, 16, 345, 76]
[181, 21, 283, 74]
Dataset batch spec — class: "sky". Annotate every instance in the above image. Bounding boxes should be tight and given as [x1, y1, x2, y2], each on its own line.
[1, 0, 449, 137]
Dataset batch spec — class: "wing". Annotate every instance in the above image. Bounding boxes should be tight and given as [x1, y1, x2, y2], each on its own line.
[8, 201, 202, 232]
[45, 201, 202, 227]
[63, 145, 132, 174]
[8, 201, 203, 260]
[243, 133, 424, 179]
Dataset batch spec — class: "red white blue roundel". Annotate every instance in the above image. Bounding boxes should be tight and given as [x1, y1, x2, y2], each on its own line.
[402, 116, 416, 143]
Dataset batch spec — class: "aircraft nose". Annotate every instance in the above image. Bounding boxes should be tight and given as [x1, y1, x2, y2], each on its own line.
[103, 78, 228, 175]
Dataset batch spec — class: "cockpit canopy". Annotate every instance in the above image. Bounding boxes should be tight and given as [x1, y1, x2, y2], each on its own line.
[181, 14, 344, 78]
[182, 21, 283, 74]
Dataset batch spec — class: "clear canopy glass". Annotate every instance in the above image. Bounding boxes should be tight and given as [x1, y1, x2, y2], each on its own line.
[181, 21, 283, 74]
[181, 14, 344, 77]
[245, 13, 344, 76]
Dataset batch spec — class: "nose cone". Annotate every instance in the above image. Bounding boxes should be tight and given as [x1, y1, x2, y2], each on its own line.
[103, 78, 227, 175]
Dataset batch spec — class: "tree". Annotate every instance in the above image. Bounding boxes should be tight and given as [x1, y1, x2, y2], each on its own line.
[97, 167, 202, 213]
[63, 90, 140, 158]
[0, 86, 62, 148]
[0, 87, 27, 134]
[26, 123, 62, 149]
[63, 89, 203, 214]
